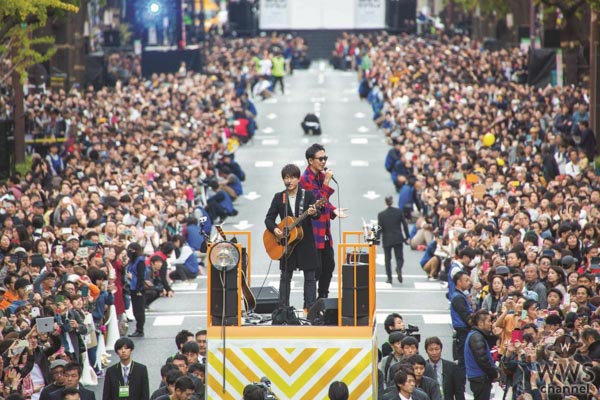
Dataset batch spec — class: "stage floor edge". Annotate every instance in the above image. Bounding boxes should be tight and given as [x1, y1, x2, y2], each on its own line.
[206, 325, 378, 399]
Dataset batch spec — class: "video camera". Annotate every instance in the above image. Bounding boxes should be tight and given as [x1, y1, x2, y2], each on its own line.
[253, 377, 278, 400]
[399, 324, 421, 343]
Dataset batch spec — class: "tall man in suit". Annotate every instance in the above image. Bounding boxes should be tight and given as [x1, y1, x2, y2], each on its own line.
[265, 164, 320, 311]
[103, 337, 149, 400]
[424, 336, 465, 400]
[377, 196, 410, 284]
[49, 362, 96, 400]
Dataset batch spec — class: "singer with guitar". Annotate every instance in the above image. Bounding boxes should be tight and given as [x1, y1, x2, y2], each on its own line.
[264, 164, 320, 312]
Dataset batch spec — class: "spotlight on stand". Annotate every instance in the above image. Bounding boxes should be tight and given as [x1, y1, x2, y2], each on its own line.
[208, 241, 241, 393]
[209, 241, 241, 326]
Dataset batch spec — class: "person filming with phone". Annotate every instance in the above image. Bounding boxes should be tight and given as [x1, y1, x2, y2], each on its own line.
[53, 293, 88, 365]
[6, 278, 41, 316]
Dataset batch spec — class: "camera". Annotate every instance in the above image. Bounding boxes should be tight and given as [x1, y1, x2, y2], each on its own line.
[253, 377, 278, 400]
[397, 324, 421, 343]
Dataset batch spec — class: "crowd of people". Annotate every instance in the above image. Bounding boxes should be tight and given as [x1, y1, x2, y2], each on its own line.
[0, 33, 310, 399]
[338, 30, 600, 399]
[2, 21, 600, 400]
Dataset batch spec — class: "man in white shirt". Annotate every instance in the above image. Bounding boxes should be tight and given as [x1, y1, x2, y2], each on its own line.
[259, 50, 273, 77]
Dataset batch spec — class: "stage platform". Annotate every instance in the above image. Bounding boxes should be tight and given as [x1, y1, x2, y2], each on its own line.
[206, 325, 377, 399]
[205, 231, 378, 399]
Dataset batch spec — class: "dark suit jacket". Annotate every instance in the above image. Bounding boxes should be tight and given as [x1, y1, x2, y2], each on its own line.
[382, 386, 429, 400]
[102, 361, 150, 400]
[426, 359, 465, 400]
[49, 386, 96, 400]
[377, 206, 410, 247]
[265, 189, 320, 271]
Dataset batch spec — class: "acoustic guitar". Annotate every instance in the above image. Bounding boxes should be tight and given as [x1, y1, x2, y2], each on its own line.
[263, 197, 327, 260]
[214, 225, 256, 313]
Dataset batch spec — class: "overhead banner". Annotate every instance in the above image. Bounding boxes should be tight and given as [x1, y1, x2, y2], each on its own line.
[259, 0, 385, 29]
[260, 0, 290, 29]
[355, 0, 385, 28]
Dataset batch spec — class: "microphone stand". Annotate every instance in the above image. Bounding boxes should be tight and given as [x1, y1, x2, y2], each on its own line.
[283, 191, 289, 308]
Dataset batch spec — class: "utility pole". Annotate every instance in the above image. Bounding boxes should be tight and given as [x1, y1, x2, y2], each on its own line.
[591, 8, 600, 156]
[12, 49, 25, 165]
[530, 0, 535, 49]
[200, 0, 207, 66]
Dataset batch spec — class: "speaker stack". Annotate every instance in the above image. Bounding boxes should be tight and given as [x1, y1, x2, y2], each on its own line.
[386, 0, 417, 33]
[210, 267, 239, 326]
[341, 261, 370, 326]
[227, 0, 257, 36]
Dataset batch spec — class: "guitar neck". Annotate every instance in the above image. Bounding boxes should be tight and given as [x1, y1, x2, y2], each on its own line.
[288, 208, 311, 230]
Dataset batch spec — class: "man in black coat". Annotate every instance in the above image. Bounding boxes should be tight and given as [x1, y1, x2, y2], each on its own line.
[102, 337, 150, 400]
[424, 336, 466, 400]
[377, 196, 410, 283]
[49, 362, 96, 400]
[577, 120, 597, 161]
[265, 164, 320, 311]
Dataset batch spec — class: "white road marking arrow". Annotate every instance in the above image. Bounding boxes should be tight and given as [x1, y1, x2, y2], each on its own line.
[355, 112, 366, 118]
[233, 220, 254, 230]
[266, 113, 277, 120]
[351, 137, 368, 144]
[255, 161, 273, 168]
[357, 126, 370, 133]
[363, 191, 380, 200]
[243, 192, 261, 201]
[262, 127, 274, 134]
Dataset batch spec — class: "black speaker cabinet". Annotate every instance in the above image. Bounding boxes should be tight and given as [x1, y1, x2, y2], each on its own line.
[104, 29, 121, 47]
[544, 29, 561, 48]
[386, 0, 417, 32]
[341, 263, 370, 326]
[308, 298, 339, 326]
[84, 55, 106, 89]
[211, 268, 239, 326]
[250, 286, 279, 314]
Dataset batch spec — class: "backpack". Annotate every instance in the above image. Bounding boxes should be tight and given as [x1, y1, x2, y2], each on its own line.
[271, 306, 300, 325]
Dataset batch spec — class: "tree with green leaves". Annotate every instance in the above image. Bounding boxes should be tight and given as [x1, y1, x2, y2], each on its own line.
[0, 0, 79, 84]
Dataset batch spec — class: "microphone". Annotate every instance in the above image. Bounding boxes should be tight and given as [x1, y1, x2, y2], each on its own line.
[324, 167, 338, 184]
[282, 193, 286, 204]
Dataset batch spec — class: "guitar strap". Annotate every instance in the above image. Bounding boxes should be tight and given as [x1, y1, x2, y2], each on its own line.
[298, 188, 305, 217]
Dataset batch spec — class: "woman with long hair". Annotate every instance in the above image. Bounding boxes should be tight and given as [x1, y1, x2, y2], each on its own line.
[546, 265, 567, 297]
[481, 274, 505, 316]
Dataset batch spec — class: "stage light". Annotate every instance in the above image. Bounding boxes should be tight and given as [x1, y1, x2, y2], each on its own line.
[148, 1, 161, 14]
[209, 242, 240, 272]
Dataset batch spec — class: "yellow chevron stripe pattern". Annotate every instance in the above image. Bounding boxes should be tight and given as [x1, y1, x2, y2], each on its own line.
[207, 338, 376, 399]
